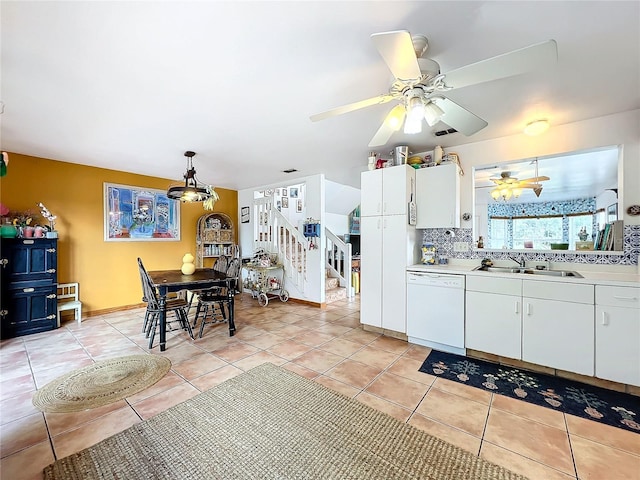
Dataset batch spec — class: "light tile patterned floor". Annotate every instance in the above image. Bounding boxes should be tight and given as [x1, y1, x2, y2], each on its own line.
[1, 294, 638, 480]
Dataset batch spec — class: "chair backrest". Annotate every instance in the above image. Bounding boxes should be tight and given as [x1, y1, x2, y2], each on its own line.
[226, 258, 241, 293]
[137, 258, 160, 309]
[213, 255, 229, 273]
[57, 283, 79, 301]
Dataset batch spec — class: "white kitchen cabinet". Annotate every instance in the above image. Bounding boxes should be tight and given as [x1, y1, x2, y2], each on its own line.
[360, 165, 417, 334]
[361, 165, 414, 217]
[595, 285, 640, 386]
[522, 280, 594, 376]
[415, 162, 460, 228]
[465, 276, 522, 359]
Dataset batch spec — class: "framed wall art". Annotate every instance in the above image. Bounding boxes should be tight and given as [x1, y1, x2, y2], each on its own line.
[241, 206, 250, 223]
[104, 183, 180, 241]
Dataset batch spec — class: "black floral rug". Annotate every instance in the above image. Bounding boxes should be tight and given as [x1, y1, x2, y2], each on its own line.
[419, 350, 640, 434]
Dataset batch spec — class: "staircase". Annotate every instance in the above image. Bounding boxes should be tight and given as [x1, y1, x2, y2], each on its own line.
[325, 228, 353, 304]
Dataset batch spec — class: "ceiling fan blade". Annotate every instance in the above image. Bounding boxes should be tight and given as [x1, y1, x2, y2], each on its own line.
[310, 94, 394, 122]
[519, 176, 550, 183]
[368, 105, 406, 147]
[434, 96, 488, 136]
[371, 30, 422, 82]
[442, 40, 558, 90]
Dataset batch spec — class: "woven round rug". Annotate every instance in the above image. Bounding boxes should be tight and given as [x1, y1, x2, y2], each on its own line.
[33, 355, 171, 413]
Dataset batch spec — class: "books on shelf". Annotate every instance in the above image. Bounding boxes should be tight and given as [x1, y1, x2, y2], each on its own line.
[595, 220, 623, 251]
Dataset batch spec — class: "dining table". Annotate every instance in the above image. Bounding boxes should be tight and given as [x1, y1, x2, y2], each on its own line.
[147, 268, 235, 351]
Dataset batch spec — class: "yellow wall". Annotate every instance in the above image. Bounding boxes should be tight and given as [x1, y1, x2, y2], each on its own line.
[0, 153, 237, 313]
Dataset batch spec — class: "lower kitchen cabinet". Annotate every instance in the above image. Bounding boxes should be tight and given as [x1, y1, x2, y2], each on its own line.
[522, 280, 594, 376]
[595, 285, 640, 386]
[465, 276, 522, 359]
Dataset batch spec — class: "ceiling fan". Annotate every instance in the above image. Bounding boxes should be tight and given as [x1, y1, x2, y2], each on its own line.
[310, 30, 557, 147]
[490, 169, 550, 199]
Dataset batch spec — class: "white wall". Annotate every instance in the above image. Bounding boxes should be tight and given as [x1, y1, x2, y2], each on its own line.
[325, 213, 348, 235]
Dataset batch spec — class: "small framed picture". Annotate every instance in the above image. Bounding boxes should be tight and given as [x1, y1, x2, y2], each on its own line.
[282, 188, 287, 197]
[296, 199, 303, 213]
[290, 187, 299, 198]
[607, 203, 617, 222]
[241, 206, 250, 223]
[282, 197, 289, 208]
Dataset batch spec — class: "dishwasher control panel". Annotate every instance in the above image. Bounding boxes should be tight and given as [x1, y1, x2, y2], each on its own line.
[406, 272, 465, 288]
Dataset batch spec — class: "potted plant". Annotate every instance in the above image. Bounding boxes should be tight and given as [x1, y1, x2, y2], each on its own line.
[37, 203, 58, 238]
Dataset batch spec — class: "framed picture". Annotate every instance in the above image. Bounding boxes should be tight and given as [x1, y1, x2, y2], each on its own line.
[104, 183, 180, 241]
[282, 197, 289, 208]
[241, 206, 250, 223]
[607, 203, 617, 222]
[296, 199, 303, 213]
[290, 187, 299, 198]
[282, 188, 287, 197]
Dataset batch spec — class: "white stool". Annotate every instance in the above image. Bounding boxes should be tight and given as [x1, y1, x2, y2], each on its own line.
[57, 282, 82, 326]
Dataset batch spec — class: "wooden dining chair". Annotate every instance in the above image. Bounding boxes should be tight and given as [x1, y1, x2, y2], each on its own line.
[192, 258, 240, 338]
[137, 258, 194, 348]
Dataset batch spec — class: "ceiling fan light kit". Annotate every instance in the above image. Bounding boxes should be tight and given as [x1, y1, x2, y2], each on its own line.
[524, 119, 550, 136]
[310, 30, 558, 148]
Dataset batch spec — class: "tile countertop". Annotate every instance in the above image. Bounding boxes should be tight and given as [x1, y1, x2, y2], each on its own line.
[407, 264, 640, 287]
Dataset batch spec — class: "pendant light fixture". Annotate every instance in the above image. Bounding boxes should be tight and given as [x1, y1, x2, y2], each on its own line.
[167, 151, 219, 209]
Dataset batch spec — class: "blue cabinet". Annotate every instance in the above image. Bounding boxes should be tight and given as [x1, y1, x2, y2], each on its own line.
[1, 238, 58, 338]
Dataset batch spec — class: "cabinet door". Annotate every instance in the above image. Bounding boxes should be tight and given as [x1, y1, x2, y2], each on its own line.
[415, 163, 460, 228]
[381, 215, 409, 333]
[522, 298, 594, 376]
[360, 216, 382, 327]
[2, 285, 57, 338]
[466, 291, 522, 359]
[4, 239, 57, 282]
[596, 305, 640, 386]
[360, 170, 383, 217]
[381, 166, 413, 216]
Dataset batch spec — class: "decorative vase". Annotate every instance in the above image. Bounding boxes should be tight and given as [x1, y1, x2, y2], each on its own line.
[181, 253, 195, 275]
[0, 220, 18, 238]
[34, 226, 45, 238]
[22, 226, 35, 238]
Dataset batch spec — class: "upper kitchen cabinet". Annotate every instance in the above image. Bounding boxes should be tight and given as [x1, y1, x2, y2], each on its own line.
[416, 163, 460, 228]
[361, 165, 415, 217]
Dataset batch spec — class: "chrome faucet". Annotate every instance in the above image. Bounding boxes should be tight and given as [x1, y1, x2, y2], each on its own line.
[509, 255, 526, 268]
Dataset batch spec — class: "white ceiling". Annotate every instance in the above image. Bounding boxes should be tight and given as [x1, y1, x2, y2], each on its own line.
[1, 1, 638, 191]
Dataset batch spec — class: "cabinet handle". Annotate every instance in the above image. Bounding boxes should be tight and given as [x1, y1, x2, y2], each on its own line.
[526, 303, 532, 316]
[0, 310, 7, 317]
[22, 240, 34, 245]
[612, 295, 638, 302]
[23, 287, 35, 293]
[46, 248, 56, 253]
[0, 258, 7, 268]
[46, 314, 56, 320]
[383, 202, 386, 214]
[601, 311, 609, 326]
[47, 294, 57, 299]
[515, 301, 520, 315]
[46, 269, 56, 274]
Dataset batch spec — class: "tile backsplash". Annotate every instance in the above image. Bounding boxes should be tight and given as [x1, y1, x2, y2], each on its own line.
[421, 225, 640, 266]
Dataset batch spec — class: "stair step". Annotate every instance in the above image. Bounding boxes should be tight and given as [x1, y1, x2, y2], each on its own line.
[325, 286, 347, 304]
[325, 277, 339, 289]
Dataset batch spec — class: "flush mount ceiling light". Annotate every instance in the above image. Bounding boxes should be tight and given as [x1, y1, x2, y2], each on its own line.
[167, 151, 219, 210]
[524, 119, 550, 136]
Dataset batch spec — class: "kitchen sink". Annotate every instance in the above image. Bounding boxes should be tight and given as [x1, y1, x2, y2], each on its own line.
[473, 265, 583, 278]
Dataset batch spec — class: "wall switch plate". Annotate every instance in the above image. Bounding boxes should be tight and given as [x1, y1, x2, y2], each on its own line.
[453, 242, 469, 252]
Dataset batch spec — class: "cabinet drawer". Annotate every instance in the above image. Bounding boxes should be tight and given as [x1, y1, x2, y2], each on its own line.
[596, 285, 640, 308]
[466, 275, 521, 296]
[523, 280, 593, 304]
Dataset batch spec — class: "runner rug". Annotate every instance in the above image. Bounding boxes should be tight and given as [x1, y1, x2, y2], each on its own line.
[44, 362, 527, 480]
[419, 350, 639, 434]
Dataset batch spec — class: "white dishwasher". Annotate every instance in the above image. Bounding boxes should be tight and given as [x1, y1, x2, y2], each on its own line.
[406, 270, 466, 355]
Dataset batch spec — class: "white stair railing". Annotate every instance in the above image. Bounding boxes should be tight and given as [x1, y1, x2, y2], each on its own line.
[325, 228, 354, 298]
[253, 197, 307, 293]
